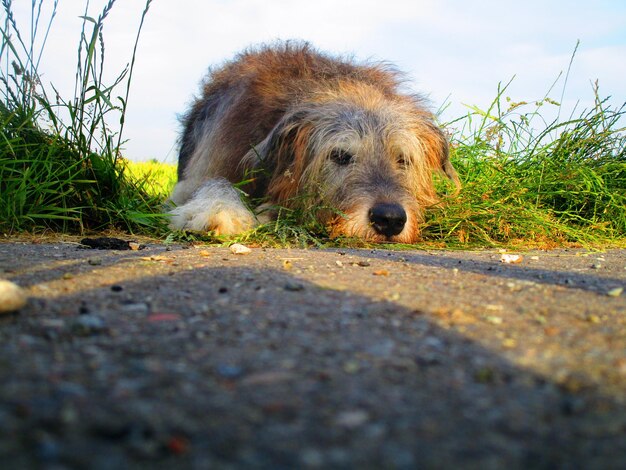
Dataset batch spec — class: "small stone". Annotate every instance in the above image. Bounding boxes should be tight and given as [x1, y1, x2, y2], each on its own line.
[334, 410, 370, 428]
[591, 263, 602, 270]
[230, 243, 251, 255]
[485, 315, 503, 325]
[343, 360, 360, 374]
[607, 287, 623, 297]
[70, 314, 107, 336]
[111, 285, 123, 292]
[119, 302, 150, 315]
[500, 254, 523, 264]
[585, 314, 601, 324]
[88, 258, 102, 266]
[502, 338, 517, 348]
[128, 242, 142, 251]
[284, 282, 304, 292]
[356, 261, 370, 267]
[0, 280, 27, 313]
[485, 304, 504, 311]
[62, 273, 74, 280]
[373, 269, 390, 276]
[147, 313, 181, 322]
[40, 318, 65, 329]
[423, 336, 445, 352]
[140, 255, 169, 262]
[367, 340, 395, 357]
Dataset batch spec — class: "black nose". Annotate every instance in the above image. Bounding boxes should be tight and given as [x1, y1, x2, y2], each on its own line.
[368, 203, 407, 237]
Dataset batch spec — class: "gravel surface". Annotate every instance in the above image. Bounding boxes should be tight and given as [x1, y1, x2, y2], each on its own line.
[1, 240, 625, 469]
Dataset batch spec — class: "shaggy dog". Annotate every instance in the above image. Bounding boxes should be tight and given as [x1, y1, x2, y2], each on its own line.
[168, 42, 459, 243]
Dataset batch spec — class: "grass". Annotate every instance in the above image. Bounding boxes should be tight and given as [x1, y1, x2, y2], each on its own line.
[2, 2, 625, 249]
[422, 81, 626, 249]
[1, 0, 165, 235]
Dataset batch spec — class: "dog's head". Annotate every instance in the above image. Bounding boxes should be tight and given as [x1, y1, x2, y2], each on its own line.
[245, 82, 459, 243]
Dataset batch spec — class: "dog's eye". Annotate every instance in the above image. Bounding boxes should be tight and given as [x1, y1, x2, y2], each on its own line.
[397, 154, 409, 166]
[330, 149, 354, 166]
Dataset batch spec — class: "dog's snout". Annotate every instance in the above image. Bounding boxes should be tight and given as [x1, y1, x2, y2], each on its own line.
[368, 203, 407, 237]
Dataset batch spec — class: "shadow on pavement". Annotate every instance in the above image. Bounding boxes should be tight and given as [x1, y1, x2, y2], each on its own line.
[1, 249, 625, 468]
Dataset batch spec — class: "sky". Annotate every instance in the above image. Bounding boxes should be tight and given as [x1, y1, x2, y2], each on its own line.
[6, 0, 626, 163]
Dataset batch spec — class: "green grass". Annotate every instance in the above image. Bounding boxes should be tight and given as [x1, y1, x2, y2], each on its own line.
[2, 2, 625, 248]
[0, 0, 165, 235]
[422, 82, 626, 248]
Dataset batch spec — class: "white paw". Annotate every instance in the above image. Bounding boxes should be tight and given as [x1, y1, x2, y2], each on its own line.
[168, 179, 256, 235]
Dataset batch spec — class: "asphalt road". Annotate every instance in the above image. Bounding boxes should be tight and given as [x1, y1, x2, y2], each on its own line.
[1, 240, 625, 469]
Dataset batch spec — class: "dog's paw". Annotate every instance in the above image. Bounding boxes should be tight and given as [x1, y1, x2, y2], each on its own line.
[203, 208, 257, 235]
[169, 204, 256, 235]
[167, 179, 256, 235]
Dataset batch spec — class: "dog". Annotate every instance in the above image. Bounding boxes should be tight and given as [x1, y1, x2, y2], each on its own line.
[168, 42, 459, 243]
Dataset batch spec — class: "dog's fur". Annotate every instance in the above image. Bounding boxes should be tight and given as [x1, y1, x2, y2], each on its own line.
[168, 42, 459, 243]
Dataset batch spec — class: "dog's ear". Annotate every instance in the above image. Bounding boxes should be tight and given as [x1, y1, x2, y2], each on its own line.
[244, 111, 312, 203]
[422, 123, 460, 191]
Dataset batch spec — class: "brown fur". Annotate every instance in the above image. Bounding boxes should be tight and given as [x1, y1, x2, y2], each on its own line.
[169, 42, 459, 242]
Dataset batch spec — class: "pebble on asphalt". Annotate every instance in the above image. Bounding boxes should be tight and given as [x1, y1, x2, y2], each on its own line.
[230, 243, 251, 255]
[607, 287, 623, 297]
[0, 279, 27, 314]
[284, 282, 305, 292]
[500, 254, 523, 264]
[70, 314, 108, 336]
